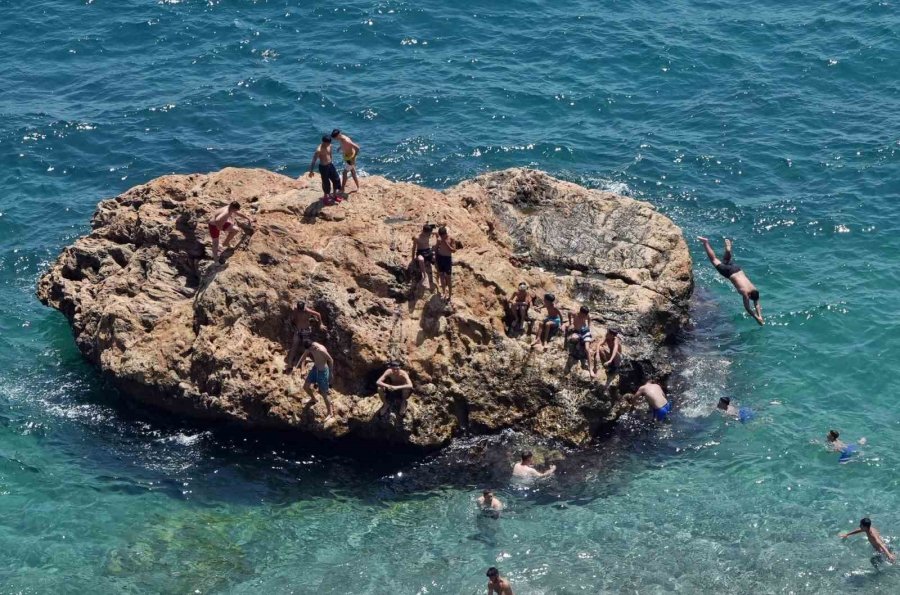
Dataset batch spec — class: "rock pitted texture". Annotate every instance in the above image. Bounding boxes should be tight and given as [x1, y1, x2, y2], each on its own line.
[38, 168, 692, 448]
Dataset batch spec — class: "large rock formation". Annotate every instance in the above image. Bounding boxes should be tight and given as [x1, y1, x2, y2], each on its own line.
[37, 168, 692, 448]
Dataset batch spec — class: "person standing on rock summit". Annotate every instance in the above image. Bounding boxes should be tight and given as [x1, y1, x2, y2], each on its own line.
[307, 135, 342, 201]
[284, 301, 327, 374]
[698, 236, 764, 325]
[294, 339, 335, 418]
[412, 223, 437, 290]
[331, 129, 360, 193]
[208, 201, 255, 262]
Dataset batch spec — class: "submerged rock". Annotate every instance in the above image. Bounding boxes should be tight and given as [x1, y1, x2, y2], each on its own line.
[37, 167, 692, 448]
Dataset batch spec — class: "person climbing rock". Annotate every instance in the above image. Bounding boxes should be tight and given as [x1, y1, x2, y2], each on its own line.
[411, 223, 437, 290]
[208, 201, 255, 262]
[284, 301, 327, 373]
[294, 339, 335, 418]
[434, 225, 458, 301]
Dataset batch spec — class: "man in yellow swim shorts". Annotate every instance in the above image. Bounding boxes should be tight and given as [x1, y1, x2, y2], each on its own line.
[331, 128, 360, 192]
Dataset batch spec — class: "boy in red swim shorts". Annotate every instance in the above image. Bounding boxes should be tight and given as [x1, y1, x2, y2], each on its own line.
[208, 201, 255, 261]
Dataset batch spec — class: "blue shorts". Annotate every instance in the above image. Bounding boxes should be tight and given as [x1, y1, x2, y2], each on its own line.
[738, 406, 755, 423]
[306, 365, 330, 393]
[653, 401, 671, 422]
[839, 444, 857, 464]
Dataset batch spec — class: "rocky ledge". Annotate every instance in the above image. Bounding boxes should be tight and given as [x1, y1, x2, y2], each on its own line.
[37, 168, 692, 448]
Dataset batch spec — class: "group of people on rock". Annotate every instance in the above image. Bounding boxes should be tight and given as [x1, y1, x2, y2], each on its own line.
[308, 129, 361, 202]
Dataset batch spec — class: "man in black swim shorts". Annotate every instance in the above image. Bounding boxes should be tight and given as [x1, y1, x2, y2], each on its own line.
[698, 236, 764, 325]
[376, 361, 414, 418]
[412, 223, 436, 290]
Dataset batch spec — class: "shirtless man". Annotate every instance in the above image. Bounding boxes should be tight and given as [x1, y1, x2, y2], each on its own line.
[717, 396, 755, 423]
[826, 429, 866, 464]
[411, 223, 437, 289]
[841, 517, 896, 566]
[434, 226, 458, 300]
[593, 329, 622, 387]
[565, 305, 593, 351]
[635, 380, 671, 422]
[507, 282, 532, 332]
[698, 236, 764, 325]
[530, 293, 562, 350]
[331, 129, 360, 192]
[375, 361, 413, 418]
[284, 301, 326, 373]
[512, 451, 555, 479]
[486, 567, 514, 595]
[208, 201, 255, 261]
[295, 339, 335, 418]
[307, 135, 342, 200]
[477, 489, 504, 517]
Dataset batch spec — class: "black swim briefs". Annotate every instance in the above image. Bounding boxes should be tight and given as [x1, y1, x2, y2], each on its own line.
[436, 253, 452, 274]
[715, 262, 742, 278]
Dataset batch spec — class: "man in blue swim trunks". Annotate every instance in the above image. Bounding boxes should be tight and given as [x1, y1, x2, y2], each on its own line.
[295, 339, 335, 419]
[826, 429, 866, 464]
[635, 380, 671, 422]
[717, 397, 754, 423]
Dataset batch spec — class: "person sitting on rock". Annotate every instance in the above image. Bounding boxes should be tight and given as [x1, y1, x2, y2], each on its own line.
[284, 301, 327, 374]
[530, 293, 562, 350]
[512, 451, 556, 479]
[434, 226, 458, 301]
[375, 361, 413, 418]
[411, 223, 437, 290]
[698, 236, 764, 326]
[593, 328, 622, 387]
[295, 339, 335, 418]
[307, 134, 342, 202]
[565, 305, 593, 354]
[208, 201, 255, 262]
[507, 282, 533, 332]
[635, 380, 671, 422]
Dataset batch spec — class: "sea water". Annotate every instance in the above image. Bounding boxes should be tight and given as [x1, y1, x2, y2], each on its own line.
[1, 0, 899, 592]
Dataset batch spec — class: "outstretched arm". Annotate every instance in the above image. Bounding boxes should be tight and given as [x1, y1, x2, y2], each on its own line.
[841, 529, 864, 539]
[697, 236, 721, 266]
[742, 295, 764, 325]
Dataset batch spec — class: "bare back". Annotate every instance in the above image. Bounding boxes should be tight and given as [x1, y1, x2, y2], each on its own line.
[639, 382, 667, 409]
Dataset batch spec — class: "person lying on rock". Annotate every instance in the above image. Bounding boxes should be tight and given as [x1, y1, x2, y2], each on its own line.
[307, 134, 343, 202]
[530, 293, 562, 350]
[295, 339, 335, 418]
[635, 380, 671, 422]
[412, 223, 437, 290]
[507, 282, 533, 332]
[284, 301, 327, 374]
[375, 360, 413, 418]
[698, 236, 764, 326]
[592, 328, 622, 388]
[208, 201, 255, 262]
[512, 451, 556, 479]
[434, 225, 458, 301]
[331, 128, 360, 193]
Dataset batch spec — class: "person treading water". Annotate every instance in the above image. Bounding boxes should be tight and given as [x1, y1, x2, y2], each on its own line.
[716, 396, 754, 423]
[840, 517, 896, 567]
[698, 236, 764, 326]
[512, 451, 556, 479]
[477, 489, 504, 518]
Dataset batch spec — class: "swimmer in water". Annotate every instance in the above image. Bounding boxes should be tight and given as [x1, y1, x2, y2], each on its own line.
[486, 567, 514, 594]
[826, 429, 866, 464]
[697, 236, 764, 325]
[635, 380, 671, 422]
[477, 489, 503, 517]
[716, 397, 754, 423]
[512, 451, 556, 479]
[841, 517, 896, 567]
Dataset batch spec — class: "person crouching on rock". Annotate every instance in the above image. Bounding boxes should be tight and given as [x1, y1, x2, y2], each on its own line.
[284, 301, 327, 374]
[295, 339, 335, 419]
[593, 328, 622, 388]
[434, 225, 458, 301]
[412, 223, 437, 290]
[530, 293, 562, 350]
[635, 380, 671, 422]
[565, 305, 593, 354]
[507, 282, 533, 333]
[208, 201, 255, 262]
[307, 134, 342, 202]
[375, 360, 413, 419]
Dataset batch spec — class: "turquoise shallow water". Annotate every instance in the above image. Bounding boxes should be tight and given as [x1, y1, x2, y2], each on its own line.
[2, 0, 900, 592]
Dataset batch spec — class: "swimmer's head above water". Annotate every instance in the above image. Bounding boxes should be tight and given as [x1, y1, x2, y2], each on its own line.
[827, 430, 840, 442]
[861, 517, 872, 530]
[520, 451, 533, 464]
[717, 397, 731, 410]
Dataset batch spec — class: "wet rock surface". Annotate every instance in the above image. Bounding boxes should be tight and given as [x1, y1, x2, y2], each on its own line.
[38, 167, 692, 448]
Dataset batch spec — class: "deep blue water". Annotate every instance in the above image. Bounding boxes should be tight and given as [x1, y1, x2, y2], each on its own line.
[2, 0, 900, 592]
